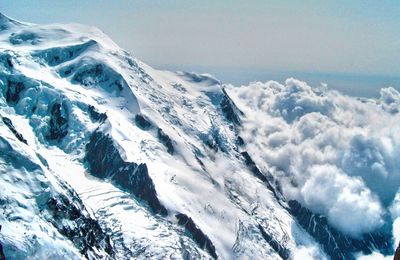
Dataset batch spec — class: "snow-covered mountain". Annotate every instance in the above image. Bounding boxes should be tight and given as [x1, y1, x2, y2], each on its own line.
[0, 13, 398, 259]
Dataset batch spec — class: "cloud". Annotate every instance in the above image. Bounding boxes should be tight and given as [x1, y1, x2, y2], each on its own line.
[229, 78, 400, 237]
[292, 244, 327, 260]
[301, 164, 383, 235]
[357, 252, 392, 260]
[380, 87, 400, 114]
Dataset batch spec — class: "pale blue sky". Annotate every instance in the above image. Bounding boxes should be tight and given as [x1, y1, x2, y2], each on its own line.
[1, 1, 399, 96]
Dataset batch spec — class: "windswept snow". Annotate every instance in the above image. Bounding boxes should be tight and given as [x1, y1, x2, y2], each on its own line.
[0, 13, 397, 259]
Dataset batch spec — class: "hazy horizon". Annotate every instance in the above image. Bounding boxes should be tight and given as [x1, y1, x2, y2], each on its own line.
[2, 0, 399, 96]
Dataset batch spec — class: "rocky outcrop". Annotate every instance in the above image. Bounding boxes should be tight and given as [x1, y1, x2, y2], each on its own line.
[2, 116, 27, 144]
[134, 115, 174, 154]
[157, 128, 174, 155]
[394, 242, 400, 260]
[135, 114, 152, 130]
[257, 224, 290, 259]
[288, 200, 392, 260]
[0, 225, 5, 260]
[46, 194, 114, 258]
[236, 136, 244, 147]
[220, 88, 243, 126]
[5, 80, 24, 104]
[46, 103, 69, 141]
[87, 105, 107, 123]
[85, 131, 167, 215]
[176, 213, 218, 259]
[241, 152, 277, 195]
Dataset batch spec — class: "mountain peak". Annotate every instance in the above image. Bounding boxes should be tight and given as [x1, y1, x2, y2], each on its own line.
[0, 14, 395, 260]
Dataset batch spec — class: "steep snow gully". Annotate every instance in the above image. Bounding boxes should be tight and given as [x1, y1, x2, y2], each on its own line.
[0, 13, 399, 259]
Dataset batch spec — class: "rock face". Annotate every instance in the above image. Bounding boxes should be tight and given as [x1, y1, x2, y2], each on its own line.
[5, 80, 24, 104]
[241, 151, 276, 194]
[395, 242, 400, 260]
[0, 225, 4, 260]
[2, 116, 27, 144]
[88, 105, 107, 123]
[157, 128, 174, 155]
[46, 102, 69, 141]
[220, 88, 243, 126]
[46, 194, 114, 258]
[288, 200, 392, 260]
[257, 224, 290, 259]
[134, 114, 152, 130]
[134, 115, 175, 155]
[85, 131, 168, 215]
[176, 213, 218, 259]
[0, 13, 396, 259]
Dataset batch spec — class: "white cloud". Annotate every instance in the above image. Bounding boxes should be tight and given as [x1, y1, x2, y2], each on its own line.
[229, 78, 400, 237]
[357, 252, 392, 260]
[292, 245, 328, 260]
[301, 164, 383, 236]
[380, 87, 400, 114]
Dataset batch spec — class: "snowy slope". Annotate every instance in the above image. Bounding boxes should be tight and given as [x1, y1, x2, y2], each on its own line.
[0, 13, 397, 259]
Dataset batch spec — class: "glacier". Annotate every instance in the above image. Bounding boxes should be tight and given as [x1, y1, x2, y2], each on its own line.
[0, 13, 398, 259]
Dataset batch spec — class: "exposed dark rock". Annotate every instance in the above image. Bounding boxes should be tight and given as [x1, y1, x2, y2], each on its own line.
[157, 128, 174, 155]
[5, 80, 24, 104]
[46, 103, 69, 141]
[394, 242, 400, 260]
[176, 213, 218, 259]
[2, 116, 27, 144]
[236, 136, 244, 147]
[220, 88, 243, 126]
[85, 131, 167, 215]
[241, 152, 275, 192]
[195, 155, 205, 168]
[6, 57, 12, 69]
[135, 114, 152, 130]
[136, 114, 179, 157]
[88, 105, 107, 123]
[288, 200, 392, 260]
[258, 224, 290, 259]
[0, 225, 5, 260]
[46, 195, 113, 258]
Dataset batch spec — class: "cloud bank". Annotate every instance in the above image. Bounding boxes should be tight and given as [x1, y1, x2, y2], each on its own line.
[229, 78, 400, 238]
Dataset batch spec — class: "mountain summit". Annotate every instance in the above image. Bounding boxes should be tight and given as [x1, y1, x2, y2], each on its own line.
[0, 14, 396, 259]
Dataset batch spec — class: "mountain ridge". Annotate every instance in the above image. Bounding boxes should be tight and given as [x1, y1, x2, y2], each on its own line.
[0, 14, 396, 259]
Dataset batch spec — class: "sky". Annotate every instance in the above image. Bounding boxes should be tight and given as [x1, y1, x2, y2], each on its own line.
[1, 0, 399, 96]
